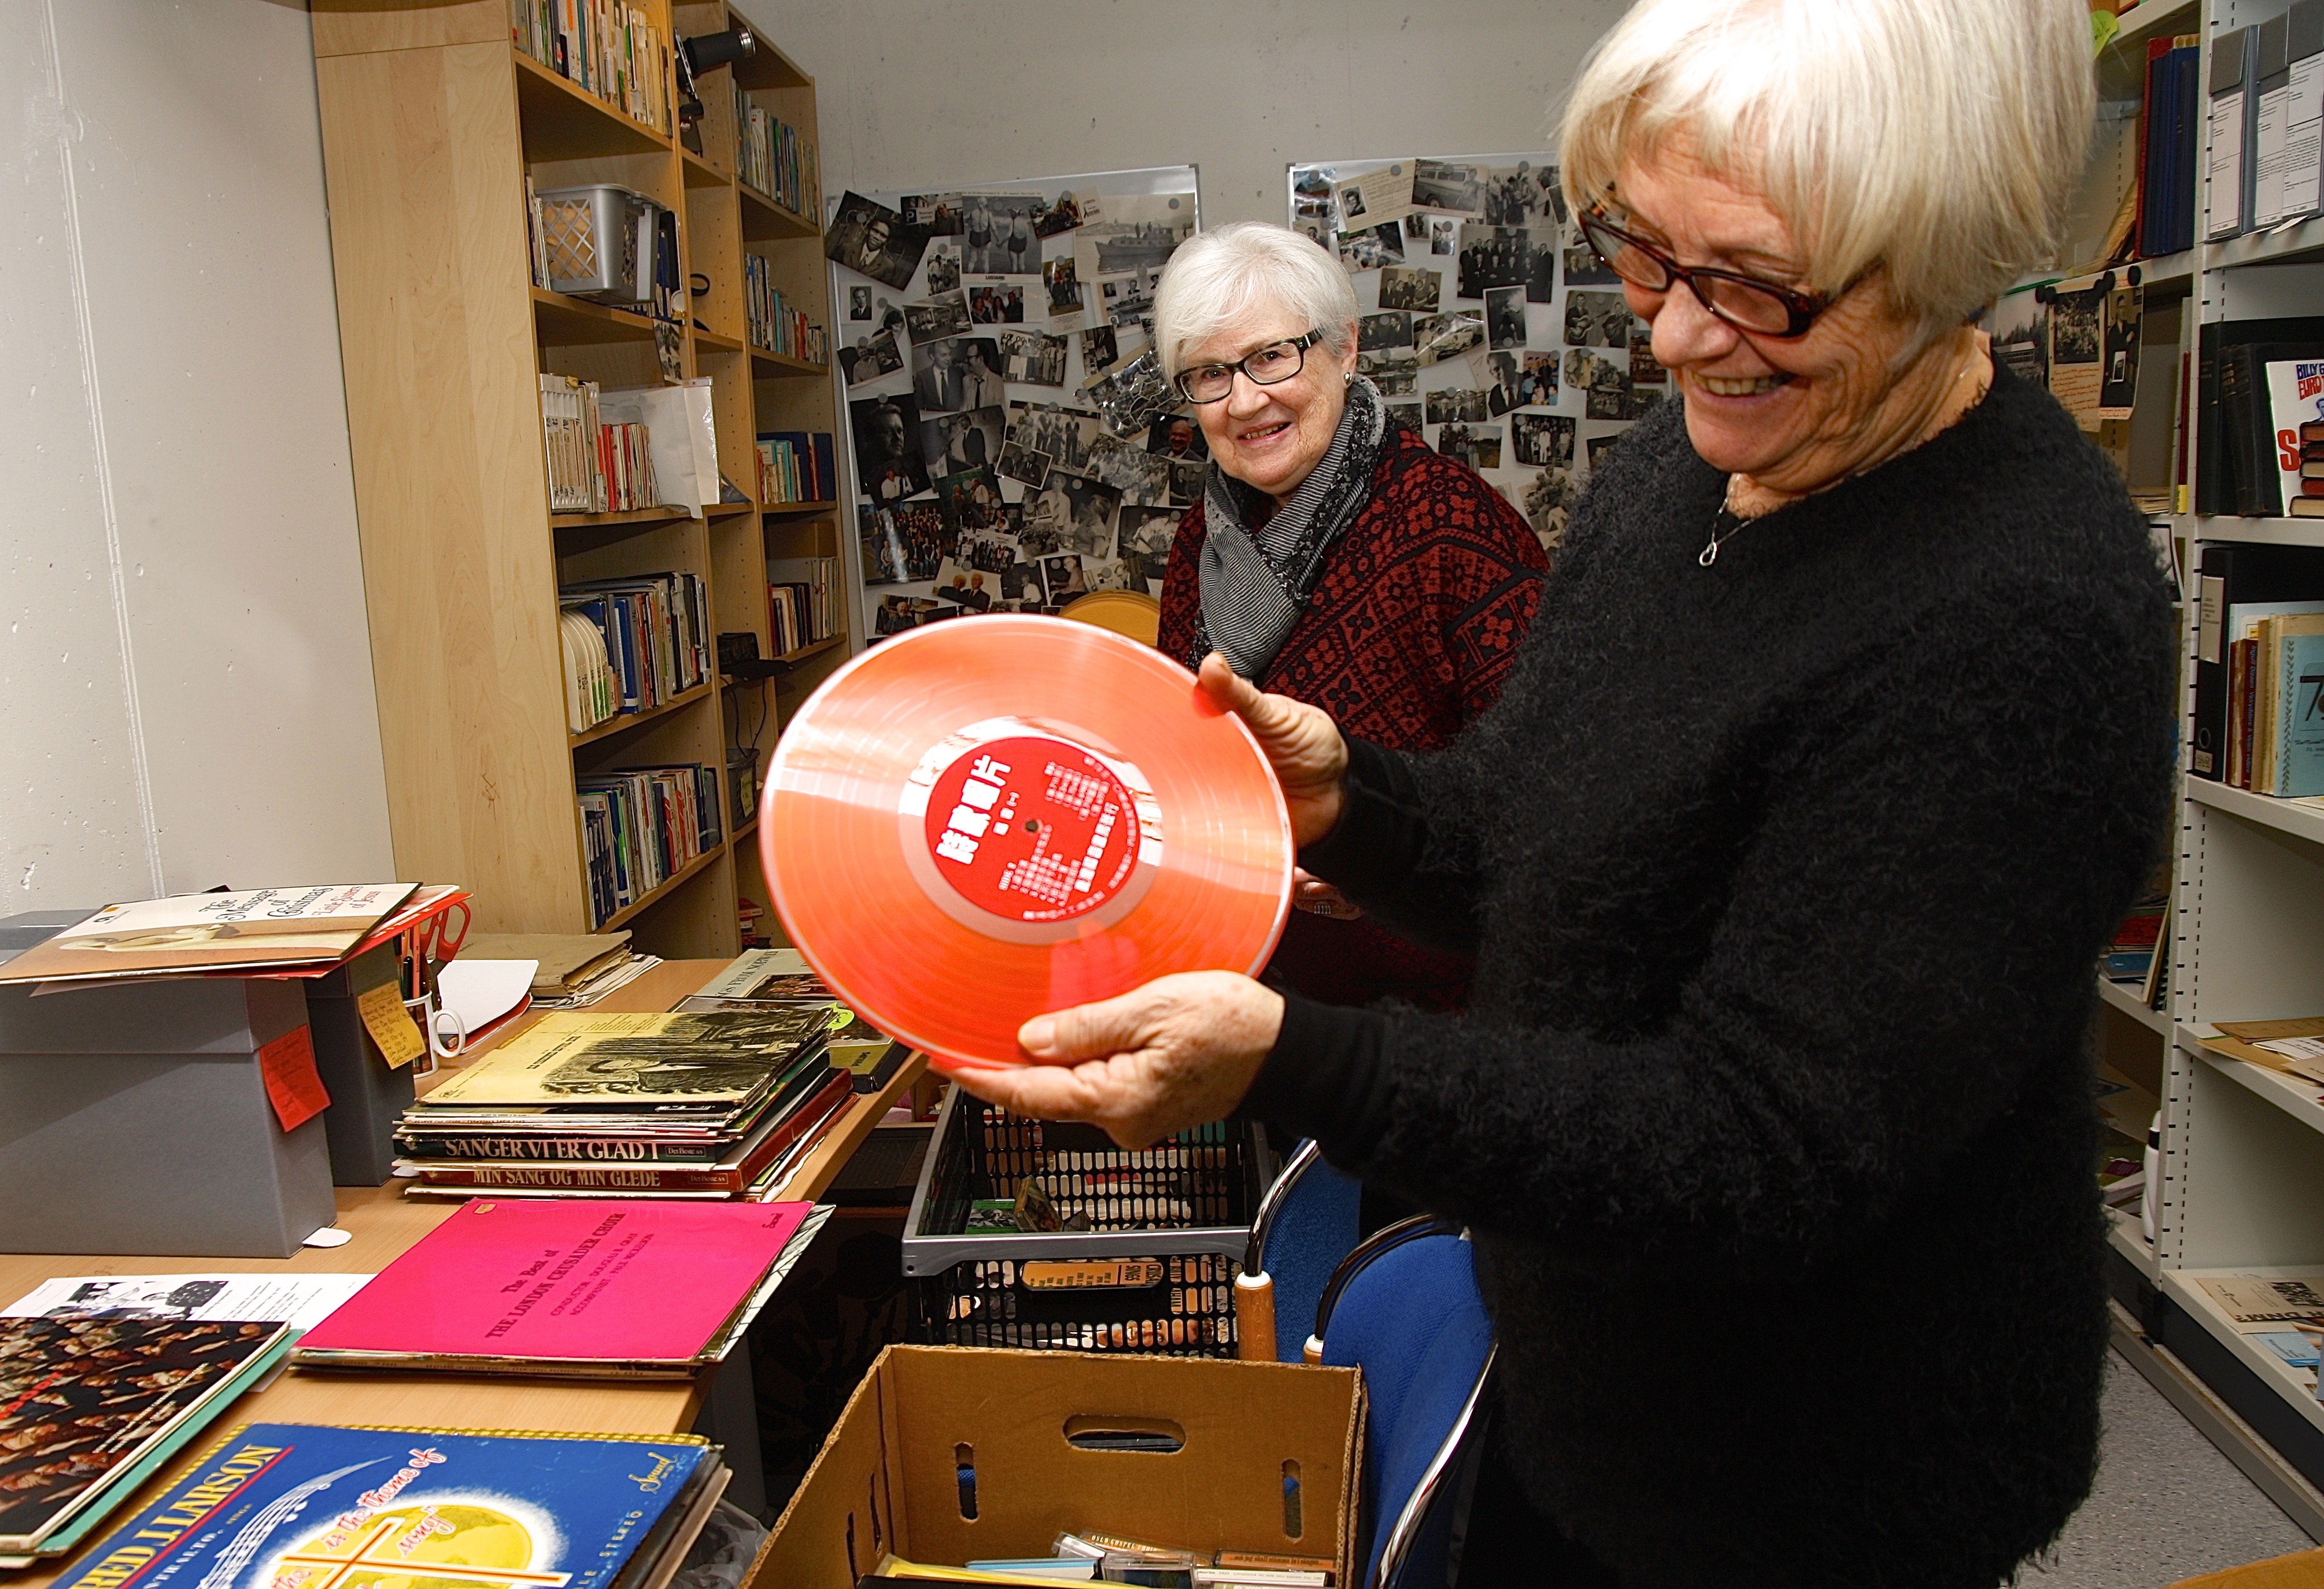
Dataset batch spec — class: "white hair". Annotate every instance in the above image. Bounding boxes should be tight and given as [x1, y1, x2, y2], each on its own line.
[1151, 221, 1359, 379]
[1558, 0, 2093, 331]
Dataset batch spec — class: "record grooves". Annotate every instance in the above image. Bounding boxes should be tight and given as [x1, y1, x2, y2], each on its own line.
[762, 618, 1292, 1068]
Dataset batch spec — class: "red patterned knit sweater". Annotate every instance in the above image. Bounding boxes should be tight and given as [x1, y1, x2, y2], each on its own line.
[1158, 423, 1547, 1010]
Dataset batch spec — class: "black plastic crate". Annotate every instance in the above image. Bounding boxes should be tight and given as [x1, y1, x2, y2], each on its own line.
[900, 1085, 1270, 1357]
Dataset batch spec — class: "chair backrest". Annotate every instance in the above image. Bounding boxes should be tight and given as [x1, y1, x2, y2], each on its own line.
[1317, 1219, 1495, 1589]
[1244, 1140, 1365, 1364]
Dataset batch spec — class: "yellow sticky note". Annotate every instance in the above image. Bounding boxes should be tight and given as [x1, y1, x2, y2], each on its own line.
[356, 979, 428, 1069]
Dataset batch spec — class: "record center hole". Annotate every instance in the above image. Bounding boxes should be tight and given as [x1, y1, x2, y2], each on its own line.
[1024, 819, 1039, 832]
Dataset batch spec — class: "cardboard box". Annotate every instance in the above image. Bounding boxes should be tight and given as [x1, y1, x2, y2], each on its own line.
[766, 1346, 1363, 1587]
[0, 911, 335, 1256]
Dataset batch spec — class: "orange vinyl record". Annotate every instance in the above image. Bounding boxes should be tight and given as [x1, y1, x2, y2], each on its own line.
[760, 616, 1292, 1069]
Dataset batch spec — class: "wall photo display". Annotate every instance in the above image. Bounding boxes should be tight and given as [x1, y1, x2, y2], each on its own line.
[1290, 151, 1660, 564]
[830, 168, 1200, 645]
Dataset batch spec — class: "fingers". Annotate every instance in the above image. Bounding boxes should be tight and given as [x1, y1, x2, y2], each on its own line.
[1018, 990, 1154, 1063]
[947, 1056, 1109, 1122]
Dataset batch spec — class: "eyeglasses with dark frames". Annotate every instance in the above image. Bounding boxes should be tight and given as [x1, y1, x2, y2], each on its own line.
[1576, 208, 1839, 339]
[1173, 329, 1327, 404]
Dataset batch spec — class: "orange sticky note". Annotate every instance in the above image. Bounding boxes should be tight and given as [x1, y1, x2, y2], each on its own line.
[257, 1025, 331, 1133]
[356, 978, 427, 1069]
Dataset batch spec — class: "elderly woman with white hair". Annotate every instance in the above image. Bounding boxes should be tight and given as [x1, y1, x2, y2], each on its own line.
[955, 0, 2176, 1581]
[1148, 221, 1549, 1016]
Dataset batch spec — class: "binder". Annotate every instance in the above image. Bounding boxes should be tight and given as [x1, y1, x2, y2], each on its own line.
[2211, 25, 2256, 239]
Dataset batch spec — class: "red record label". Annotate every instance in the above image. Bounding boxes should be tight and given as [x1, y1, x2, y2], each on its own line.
[918, 735, 1141, 923]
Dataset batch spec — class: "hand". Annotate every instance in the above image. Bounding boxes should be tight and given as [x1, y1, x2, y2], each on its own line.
[1196, 653, 1347, 847]
[1293, 869, 1362, 920]
[941, 971, 1284, 1149]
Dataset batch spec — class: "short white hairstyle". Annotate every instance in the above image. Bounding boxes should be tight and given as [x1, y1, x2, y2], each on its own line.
[1152, 221, 1359, 379]
[1558, 0, 2093, 331]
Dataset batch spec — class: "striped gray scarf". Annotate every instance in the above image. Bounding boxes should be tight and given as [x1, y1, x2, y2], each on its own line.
[1194, 376, 1387, 680]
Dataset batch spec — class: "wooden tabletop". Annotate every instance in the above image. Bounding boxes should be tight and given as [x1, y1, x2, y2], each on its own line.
[0, 957, 927, 1586]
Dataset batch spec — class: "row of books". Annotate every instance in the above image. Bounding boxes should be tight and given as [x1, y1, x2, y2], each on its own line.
[2193, 541, 2324, 796]
[770, 556, 840, 655]
[2208, 8, 2324, 245]
[541, 376, 664, 514]
[508, 0, 671, 135]
[579, 762, 724, 926]
[2193, 320, 2324, 518]
[2134, 35, 2201, 258]
[733, 86, 818, 217]
[559, 570, 711, 726]
[743, 252, 829, 364]
[755, 428, 836, 503]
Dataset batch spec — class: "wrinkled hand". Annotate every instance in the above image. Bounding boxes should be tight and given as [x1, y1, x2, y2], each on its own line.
[1292, 869, 1362, 920]
[942, 971, 1284, 1148]
[1197, 653, 1347, 848]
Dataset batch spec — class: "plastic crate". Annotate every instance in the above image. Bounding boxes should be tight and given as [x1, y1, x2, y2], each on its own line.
[900, 1085, 1272, 1357]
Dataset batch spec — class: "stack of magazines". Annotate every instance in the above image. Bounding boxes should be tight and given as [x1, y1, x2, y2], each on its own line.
[392, 1002, 853, 1199]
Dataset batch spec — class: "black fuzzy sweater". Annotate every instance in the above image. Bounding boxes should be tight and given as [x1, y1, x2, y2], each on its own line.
[1246, 367, 2178, 1589]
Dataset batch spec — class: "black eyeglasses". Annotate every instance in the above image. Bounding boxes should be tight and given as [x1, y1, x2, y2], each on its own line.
[1174, 329, 1325, 404]
[1576, 208, 1839, 339]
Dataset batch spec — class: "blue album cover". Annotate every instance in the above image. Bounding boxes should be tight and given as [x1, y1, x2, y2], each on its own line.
[55, 1423, 707, 1589]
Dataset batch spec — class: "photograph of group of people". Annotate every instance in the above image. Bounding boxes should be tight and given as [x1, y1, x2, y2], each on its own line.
[833, 172, 1203, 635]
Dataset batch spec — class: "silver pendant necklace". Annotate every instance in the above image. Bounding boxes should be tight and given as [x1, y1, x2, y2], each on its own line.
[1700, 478, 1747, 567]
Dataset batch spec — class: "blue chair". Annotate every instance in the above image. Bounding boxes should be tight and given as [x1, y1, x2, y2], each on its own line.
[1234, 1139, 1364, 1363]
[1314, 1217, 1497, 1589]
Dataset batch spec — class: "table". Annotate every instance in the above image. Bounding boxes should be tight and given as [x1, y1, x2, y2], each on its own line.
[0, 958, 927, 1585]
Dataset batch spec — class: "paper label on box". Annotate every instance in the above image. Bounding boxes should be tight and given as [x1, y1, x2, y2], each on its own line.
[1020, 1259, 1166, 1291]
[2211, 90, 2248, 237]
[356, 978, 427, 1068]
[257, 1025, 331, 1132]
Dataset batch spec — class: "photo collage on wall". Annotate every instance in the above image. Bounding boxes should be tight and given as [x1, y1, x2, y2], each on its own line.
[1290, 152, 1664, 562]
[826, 169, 1200, 641]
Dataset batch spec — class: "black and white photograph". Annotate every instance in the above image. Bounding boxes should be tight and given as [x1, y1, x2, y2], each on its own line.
[859, 505, 908, 586]
[1379, 265, 1442, 312]
[1036, 552, 1089, 604]
[1520, 351, 1560, 406]
[998, 328, 1069, 386]
[1085, 434, 1173, 505]
[1521, 465, 1577, 558]
[1074, 194, 1196, 280]
[1034, 190, 1086, 237]
[999, 557, 1044, 604]
[2049, 286, 2100, 367]
[1044, 256, 1083, 317]
[1146, 413, 1207, 460]
[1481, 161, 1557, 226]
[951, 521, 1021, 574]
[1457, 225, 1537, 300]
[969, 283, 1026, 323]
[1414, 310, 1485, 367]
[961, 193, 1044, 275]
[1336, 223, 1405, 271]
[826, 191, 932, 291]
[1054, 471, 1124, 555]
[1630, 338, 1667, 385]
[863, 500, 950, 583]
[1436, 421, 1502, 471]
[1563, 290, 1635, 349]
[850, 392, 932, 505]
[1410, 159, 1484, 215]
[933, 464, 1007, 535]
[1562, 222, 1620, 286]
[1424, 387, 1490, 424]
[1568, 347, 1636, 420]
[1486, 349, 1524, 415]
[1513, 412, 1576, 468]
[1486, 285, 1528, 350]
[998, 438, 1051, 490]
[1584, 432, 1625, 475]
[900, 193, 964, 235]
[1082, 556, 1137, 592]
[1104, 271, 1165, 332]
[1356, 348, 1418, 395]
[1166, 456, 1205, 507]
[2100, 284, 2141, 411]
[924, 245, 962, 296]
[1431, 218, 1458, 256]
[932, 565, 997, 611]
[1405, 213, 1432, 243]
[1117, 504, 1180, 590]
[1084, 349, 1179, 438]
[918, 405, 1006, 477]
[1080, 323, 1122, 375]
[1384, 400, 1423, 430]
[840, 328, 905, 387]
[1986, 288, 2050, 390]
[911, 336, 1006, 413]
[1359, 311, 1413, 351]
[849, 286, 871, 320]
[903, 295, 973, 345]
[1011, 402, 1100, 473]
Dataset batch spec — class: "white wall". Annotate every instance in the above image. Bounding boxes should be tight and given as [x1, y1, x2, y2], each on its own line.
[728, 0, 1627, 226]
[0, 0, 391, 912]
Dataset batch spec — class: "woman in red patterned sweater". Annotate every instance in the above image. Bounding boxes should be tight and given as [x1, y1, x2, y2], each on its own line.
[1152, 221, 1548, 1012]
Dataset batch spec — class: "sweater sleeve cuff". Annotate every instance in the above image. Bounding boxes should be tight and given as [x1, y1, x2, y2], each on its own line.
[1298, 734, 1423, 895]
[1240, 992, 1396, 1165]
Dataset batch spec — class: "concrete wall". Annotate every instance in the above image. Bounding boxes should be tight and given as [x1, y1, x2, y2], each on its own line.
[727, 0, 1625, 226]
[0, 0, 392, 912]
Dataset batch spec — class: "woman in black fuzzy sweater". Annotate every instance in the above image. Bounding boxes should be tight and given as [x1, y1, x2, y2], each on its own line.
[951, 0, 2177, 1582]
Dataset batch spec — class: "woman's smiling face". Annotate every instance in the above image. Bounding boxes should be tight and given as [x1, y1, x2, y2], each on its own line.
[1184, 301, 1359, 502]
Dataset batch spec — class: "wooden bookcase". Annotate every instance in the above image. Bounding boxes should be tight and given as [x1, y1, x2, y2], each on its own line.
[309, 0, 851, 957]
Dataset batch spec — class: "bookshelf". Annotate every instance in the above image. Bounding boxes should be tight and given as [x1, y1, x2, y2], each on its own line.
[309, 1, 853, 959]
[2081, 0, 2324, 1534]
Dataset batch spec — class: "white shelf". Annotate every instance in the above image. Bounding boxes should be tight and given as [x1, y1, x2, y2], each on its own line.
[2108, 1203, 2160, 1281]
[2190, 515, 2324, 550]
[2181, 1025, 2324, 1139]
[2160, 1269, 2324, 1439]
[2184, 777, 2324, 849]
[2208, 213, 2324, 270]
[2132, 249, 2197, 290]
[2099, 974, 2171, 1035]
[2108, 0, 2199, 50]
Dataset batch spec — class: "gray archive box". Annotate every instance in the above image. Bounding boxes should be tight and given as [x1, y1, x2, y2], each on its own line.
[0, 911, 336, 1257]
[304, 941, 415, 1187]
